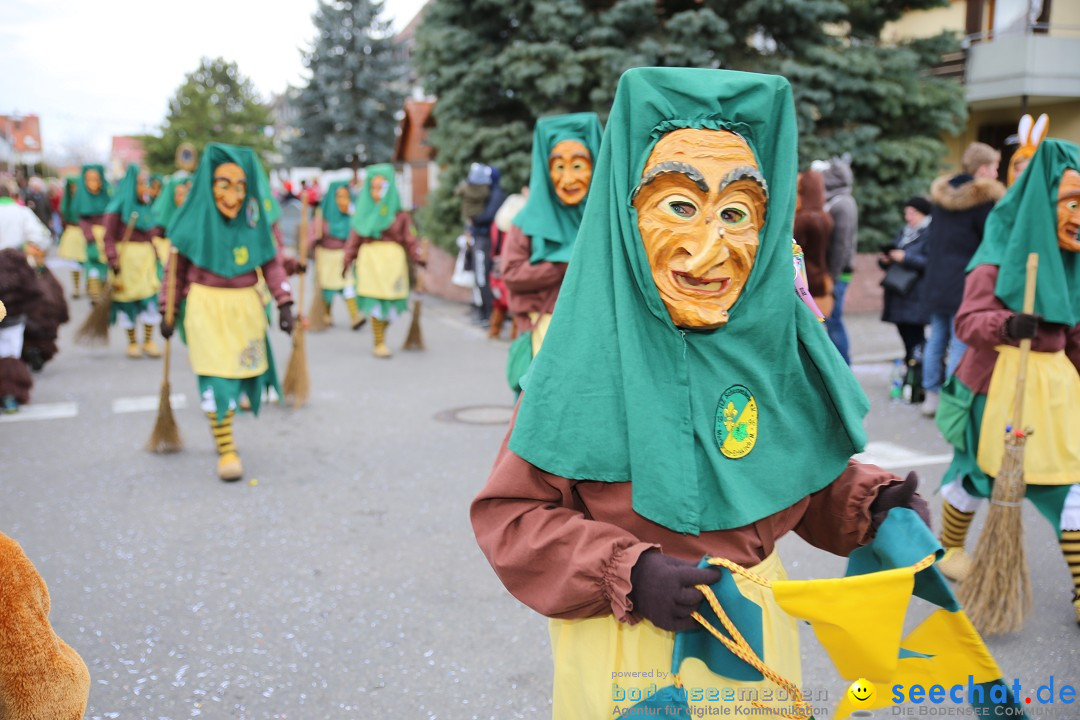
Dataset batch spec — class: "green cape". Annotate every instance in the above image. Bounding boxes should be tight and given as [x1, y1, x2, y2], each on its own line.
[105, 165, 158, 231]
[513, 112, 603, 264]
[967, 138, 1080, 326]
[320, 180, 353, 239]
[254, 165, 282, 225]
[71, 164, 112, 218]
[351, 164, 401, 238]
[152, 175, 192, 230]
[59, 176, 80, 224]
[166, 143, 278, 278]
[507, 67, 869, 534]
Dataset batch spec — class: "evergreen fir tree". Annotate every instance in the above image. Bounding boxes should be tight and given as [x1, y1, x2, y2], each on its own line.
[142, 58, 274, 174]
[288, 0, 407, 174]
[413, 0, 965, 251]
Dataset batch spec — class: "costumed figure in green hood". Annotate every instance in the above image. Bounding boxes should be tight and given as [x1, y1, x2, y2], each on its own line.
[311, 180, 365, 329]
[57, 176, 87, 298]
[342, 164, 423, 358]
[502, 113, 602, 392]
[159, 143, 295, 482]
[934, 139, 1080, 624]
[71, 164, 111, 303]
[471, 68, 932, 718]
[150, 173, 187, 270]
[103, 165, 164, 359]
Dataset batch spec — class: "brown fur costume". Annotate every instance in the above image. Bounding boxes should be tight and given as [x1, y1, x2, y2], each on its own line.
[794, 170, 835, 317]
[0, 249, 42, 403]
[0, 532, 90, 720]
[21, 267, 69, 371]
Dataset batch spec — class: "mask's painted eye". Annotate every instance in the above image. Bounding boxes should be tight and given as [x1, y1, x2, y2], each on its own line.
[551, 161, 565, 173]
[665, 194, 699, 220]
[719, 203, 750, 226]
[1065, 199, 1079, 212]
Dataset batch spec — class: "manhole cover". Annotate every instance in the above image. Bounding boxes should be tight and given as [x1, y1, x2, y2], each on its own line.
[435, 405, 514, 425]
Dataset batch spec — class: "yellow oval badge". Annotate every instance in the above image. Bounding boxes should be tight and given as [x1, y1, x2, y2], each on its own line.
[715, 384, 757, 459]
[233, 245, 250, 266]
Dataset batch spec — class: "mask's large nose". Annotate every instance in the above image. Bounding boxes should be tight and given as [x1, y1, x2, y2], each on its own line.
[684, 225, 731, 278]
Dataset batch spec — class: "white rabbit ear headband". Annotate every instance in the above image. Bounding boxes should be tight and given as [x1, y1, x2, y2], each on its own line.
[1018, 113, 1050, 151]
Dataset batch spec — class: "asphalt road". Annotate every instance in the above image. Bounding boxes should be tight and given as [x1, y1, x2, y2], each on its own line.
[1, 271, 1076, 720]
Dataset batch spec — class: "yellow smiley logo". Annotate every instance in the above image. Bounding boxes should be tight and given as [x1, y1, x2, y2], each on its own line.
[847, 677, 876, 708]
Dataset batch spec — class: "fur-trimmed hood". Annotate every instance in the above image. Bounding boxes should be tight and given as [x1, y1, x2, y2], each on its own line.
[930, 174, 1005, 212]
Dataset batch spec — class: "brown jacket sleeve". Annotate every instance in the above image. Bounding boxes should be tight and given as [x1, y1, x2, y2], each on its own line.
[343, 229, 362, 269]
[471, 429, 657, 623]
[103, 212, 121, 264]
[386, 212, 422, 264]
[793, 460, 900, 555]
[78, 217, 97, 245]
[260, 253, 294, 306]
[502, 225, 566, 293]
[1066, 324, 1080, 377]
[159, 252, 191, 309]
[954, 265, 1012, 351]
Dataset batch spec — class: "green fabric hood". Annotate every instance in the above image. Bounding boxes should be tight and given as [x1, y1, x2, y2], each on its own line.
[507, 67, 869, 535]
[105, 165, 158, 231]
[71, 164, 112, 218]
[152, 175, 192, 230]
[166, 143, 278, 278]
[513, 112, 603, 264]
[967, 138, 1080, 326]
[320, 181, 353, 239]
[59, 176, 80, 224]
[351, 164, 401, 238]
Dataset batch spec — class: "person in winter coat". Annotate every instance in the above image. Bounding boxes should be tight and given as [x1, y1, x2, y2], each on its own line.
[918, 142, 1005, 417]
[879, 196, 933, 366]
[815, 154, 858, 364]
[793, 170, 834, 317]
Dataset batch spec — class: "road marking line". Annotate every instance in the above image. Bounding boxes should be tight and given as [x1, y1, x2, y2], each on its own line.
[112, 394, 188, 414]
[0, 402, 79, 423]
[854, 441, 953, 470]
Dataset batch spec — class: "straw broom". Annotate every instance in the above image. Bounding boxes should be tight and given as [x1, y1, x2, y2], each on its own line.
[307, 207, 329, 332]
[957, 252, 1038, 635]
[282, 197, 310, 407]
[76, 211, 137, 345]
[147, 247, 182, 453]
[402, 238, 427, 351]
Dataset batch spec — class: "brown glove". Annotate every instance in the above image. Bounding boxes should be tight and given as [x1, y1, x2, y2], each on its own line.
[870, 471, 931, 530]
[628, 551, 722, 632]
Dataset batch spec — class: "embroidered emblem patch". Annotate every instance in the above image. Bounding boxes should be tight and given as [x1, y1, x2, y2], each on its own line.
[233, 245, 250, 266]
[715, 384, 758, 459]
[239, 339, 265, 370]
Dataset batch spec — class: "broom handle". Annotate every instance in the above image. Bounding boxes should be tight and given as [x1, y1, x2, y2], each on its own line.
[297, 197, 309, 317]
[163, 246, 179, 379]
[1011, 253, 1039, 435]
[119, 211, 138, 262]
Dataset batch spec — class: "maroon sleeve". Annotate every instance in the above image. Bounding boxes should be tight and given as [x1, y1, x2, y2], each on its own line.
[260, 254, 294, 306]
[103, 213, 121, 264]
[1066, 324, 1080, 377]
[502, 225, 567, 293]
[159, 252, 192, 311]
[954, 265, 1012, 351]
[471, 419, 657, 622]
[386, 213, 422, 264]
[343, 230, 362, 269]
[793, 460, 901, 555]
[78, 218, 95, 245]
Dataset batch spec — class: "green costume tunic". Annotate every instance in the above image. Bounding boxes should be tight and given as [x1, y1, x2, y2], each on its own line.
[72, 164, 111, 278]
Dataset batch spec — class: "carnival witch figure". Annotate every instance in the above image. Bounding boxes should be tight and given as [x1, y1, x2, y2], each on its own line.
[935, 138, 1080, 627]
[471, 67, 932, 718]
[501, 112, 602, 391]
[71, 164, 112, 303]
[312, 181, 365, 330]
[160, 143, 295, 482]
[101, 165, 164, 358]
[56, 176, 87, 298]
[343, 164, 423, 359]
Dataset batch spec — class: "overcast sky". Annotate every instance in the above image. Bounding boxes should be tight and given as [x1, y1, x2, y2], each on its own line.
[0, 0, 428, 163]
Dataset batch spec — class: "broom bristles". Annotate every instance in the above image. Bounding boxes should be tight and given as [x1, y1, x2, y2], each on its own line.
[147, 380, 183, 453]
[403, 299, 424, 351]
[75, 290, 112, 345]
[283, 325, 310, 407]
[308, 284, 328, 332]
[956, 441, 1032, 635]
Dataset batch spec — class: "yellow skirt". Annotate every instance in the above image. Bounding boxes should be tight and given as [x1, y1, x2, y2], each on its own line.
[113, 242, 161, 303]
[57, 225, 87, 262]
[184, 284, 268, 379]
[549, 552, 799, 719]
[978, 345, 1080, 485]
[316, 246, 348, 292]
[355, 241, 409, 300]
[528, 312, 553, 357]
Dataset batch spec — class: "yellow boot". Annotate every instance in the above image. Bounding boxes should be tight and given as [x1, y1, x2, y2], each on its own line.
[372, 317, 391, 358]
[938, 499, 975, 581]
[217, 452, 244, 482]
[208, 410, 243, 482]
[142, 324, 161, 358]
[346, 296, 366, 330]
[125, 328, 142, 359]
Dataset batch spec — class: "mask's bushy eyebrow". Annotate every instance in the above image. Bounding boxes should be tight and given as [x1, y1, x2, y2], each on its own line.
[717, 166, 768, 201]
[631, 162, 708, 200]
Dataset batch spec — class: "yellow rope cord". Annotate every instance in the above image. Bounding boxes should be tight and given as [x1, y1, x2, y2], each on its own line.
[671, 553, 937, 719]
